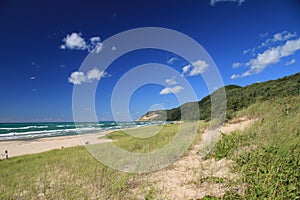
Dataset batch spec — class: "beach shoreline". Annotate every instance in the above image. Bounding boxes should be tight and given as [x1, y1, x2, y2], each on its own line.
[0, 131, 112, 159]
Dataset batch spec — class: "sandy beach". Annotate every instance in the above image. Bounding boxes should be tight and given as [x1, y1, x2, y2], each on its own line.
[0, 131, 112, 159]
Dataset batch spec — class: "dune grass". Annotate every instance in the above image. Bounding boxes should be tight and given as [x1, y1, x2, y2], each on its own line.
[106, 124, 180, 153]
[106, 122, 206, 153]
[0, 146, 134, 199]
[204, 96, 300, 199]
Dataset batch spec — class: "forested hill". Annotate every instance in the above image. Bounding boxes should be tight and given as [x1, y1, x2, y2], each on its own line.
[138, 72, 300, 121]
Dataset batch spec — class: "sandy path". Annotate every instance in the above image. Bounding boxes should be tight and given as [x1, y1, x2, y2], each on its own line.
[0, 132, 112, 158]
[130, 117, 254, 199]
[220, 117, 256, 134]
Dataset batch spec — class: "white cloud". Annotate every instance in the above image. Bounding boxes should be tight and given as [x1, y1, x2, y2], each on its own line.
[165, 78, 177, 86]
[273, 31, 297, 42]
[160, 86, 184, 95]
[230, 74, 240, 80]
[189, 60, 209, 76]
[30, 76, 36, 80]
[87, 68, 104, 80]
[232, 37, 300, 78]
[160, 88, 172, 95]
[90, 43, 103, 54]
[182, 60, 209, 76]
[232, 62, 243, 68]
[90, 37, 100, 43]
[280, 38, 300, 56]
[68, 71, 87, 85]
[60, 33, 103, 54]
[68, 68, 110, 85]
[170, 86, 184, 93]
[112, 46, 116, 51]
[167, 57, 178, 64]
[242, 49, 250, 55]
[285, 59, 296, 66]
[210, 0, 245, 6]
[88, 37, 103, 53]
[182, 64, 191, 74]
[243, 31, 297, 55]
[60, 33, 87, 50]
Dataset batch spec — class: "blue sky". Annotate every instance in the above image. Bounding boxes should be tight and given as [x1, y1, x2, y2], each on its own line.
[0, 0, 300, 122]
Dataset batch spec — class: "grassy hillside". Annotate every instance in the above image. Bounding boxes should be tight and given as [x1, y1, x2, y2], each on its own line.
[140, 72, 300, 121]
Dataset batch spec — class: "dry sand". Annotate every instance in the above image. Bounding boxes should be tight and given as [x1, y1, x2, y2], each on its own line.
[0, 131, 112, 158]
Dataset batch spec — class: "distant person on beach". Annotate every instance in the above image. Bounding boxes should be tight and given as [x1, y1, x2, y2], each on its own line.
[4, 150, 8, 159]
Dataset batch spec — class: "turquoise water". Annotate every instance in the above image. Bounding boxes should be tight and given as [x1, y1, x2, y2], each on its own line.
[0, 121, 153, 141]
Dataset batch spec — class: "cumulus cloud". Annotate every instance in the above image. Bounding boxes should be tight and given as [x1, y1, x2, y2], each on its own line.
[167, 57, 178, 64]
[160, 86, 184, 95]
[285, 59, 296, 66]
[210, 0, 245, 6]
[165, 77, 177, 86]
[68, 71, 87, 85]
[68, 68, 110, 85]
[60, 33, 103, 54]
[182, 60, 209, 76]
[60, 33, 87, 50]
[231, 37, 300, 79]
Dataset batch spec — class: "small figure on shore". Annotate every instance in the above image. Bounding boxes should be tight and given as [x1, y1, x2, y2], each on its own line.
[4, 150, 8, 159]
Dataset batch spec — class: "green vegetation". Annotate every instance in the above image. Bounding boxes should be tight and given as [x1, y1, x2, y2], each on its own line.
[107, 124, 180, 153]
[204, 96, 300, 199]
[0, 147, 133, 199]
[106, 122, 205, 153]
[141, 72, 300, 121]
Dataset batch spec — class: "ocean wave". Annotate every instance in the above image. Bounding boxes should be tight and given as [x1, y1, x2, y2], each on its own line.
[56, 125, 75, 128]
[0, 125, 48, 130]
[0, 126, 106, 140]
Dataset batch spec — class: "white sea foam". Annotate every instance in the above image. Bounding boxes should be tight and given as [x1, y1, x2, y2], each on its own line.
[0, 125, 48, 130]
[0, 126, 105, 140]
